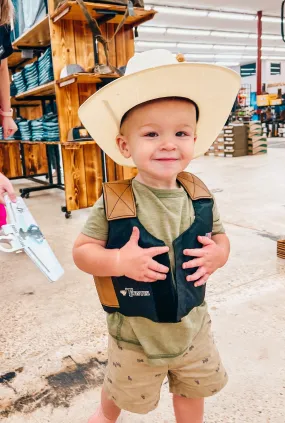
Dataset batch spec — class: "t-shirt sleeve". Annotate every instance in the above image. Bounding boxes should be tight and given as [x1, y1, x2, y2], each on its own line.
[0, 25, 13, 60]
[81, 195, 109, 240]
[212, 195, 225, 235]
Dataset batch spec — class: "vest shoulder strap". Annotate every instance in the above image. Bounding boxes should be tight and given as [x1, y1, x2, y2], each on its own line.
[177, 172, 212, 200]
[103, 179, 137, 221]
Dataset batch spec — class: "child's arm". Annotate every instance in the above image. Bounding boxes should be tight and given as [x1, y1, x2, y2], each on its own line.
[73, 227, 170, 282]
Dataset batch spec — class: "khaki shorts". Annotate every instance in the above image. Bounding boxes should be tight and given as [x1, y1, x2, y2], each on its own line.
[104, 318, 228, 414]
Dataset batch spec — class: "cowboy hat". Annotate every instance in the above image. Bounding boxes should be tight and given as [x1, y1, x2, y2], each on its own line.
[78, 49, 241, 167]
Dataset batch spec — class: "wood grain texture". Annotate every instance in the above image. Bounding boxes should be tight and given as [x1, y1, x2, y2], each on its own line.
[55, 82, 80, 143]
[74, 20, 95, 71]
[0, 142, 22, 178]
[62, 146, 87, 210]
[83, 143, 103, 207]
[23, 143, 48, 176]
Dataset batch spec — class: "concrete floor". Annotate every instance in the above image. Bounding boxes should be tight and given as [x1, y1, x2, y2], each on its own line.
[0, 139, 285, 423]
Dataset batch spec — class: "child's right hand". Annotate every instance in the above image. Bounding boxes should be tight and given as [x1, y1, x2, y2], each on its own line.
[117, 227, 170, 283]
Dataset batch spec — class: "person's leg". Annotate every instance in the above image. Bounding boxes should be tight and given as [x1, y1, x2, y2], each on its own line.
[173, 395, 204, 423]
[88, 388, 121, 423]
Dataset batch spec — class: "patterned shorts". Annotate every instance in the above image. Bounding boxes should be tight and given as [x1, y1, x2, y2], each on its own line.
[103, 318, 228, 414]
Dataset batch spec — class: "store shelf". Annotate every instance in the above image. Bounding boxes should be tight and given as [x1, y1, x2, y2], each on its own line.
[12, 16, 50, 49]
[56, 72, 119, 87]
[63, 140, 96, 147]
[12, 98, 41, 107]
[8, 16, 50, 69]
[0, 140, 21, 144]
[14, 81, 55, 101]
[20, 141, 60, 145]
[51, 1, 155, 26]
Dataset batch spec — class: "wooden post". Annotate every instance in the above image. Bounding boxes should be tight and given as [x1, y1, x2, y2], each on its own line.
[257, 11, 262, 95]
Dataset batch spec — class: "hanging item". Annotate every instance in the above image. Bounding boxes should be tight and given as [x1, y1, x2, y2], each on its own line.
[74, 0, 136, 76]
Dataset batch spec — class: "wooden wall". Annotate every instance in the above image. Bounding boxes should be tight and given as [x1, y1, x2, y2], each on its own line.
[49, 12, 137, 212]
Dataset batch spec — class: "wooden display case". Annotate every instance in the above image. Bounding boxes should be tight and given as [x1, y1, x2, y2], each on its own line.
[5, 2, 155, 215]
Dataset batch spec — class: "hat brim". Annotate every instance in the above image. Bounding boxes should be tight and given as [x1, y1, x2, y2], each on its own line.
[78, 63, 241, 167]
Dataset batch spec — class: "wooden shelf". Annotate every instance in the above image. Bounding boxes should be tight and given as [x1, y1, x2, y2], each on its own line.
[20, 141, 60, 145]
[63, 140, 96, 147]
[0, 140, 21, 144]
[12, 98, 41, 107]
[14, 81, 55, 101]
[8, 17, 50, 69]
[56, 72, 119, 87]
[12, 16, 50, 49]
[51, 1, 155, 26]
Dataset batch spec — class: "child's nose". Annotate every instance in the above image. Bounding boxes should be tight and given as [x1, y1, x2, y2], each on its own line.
[160, 140, 177, 150]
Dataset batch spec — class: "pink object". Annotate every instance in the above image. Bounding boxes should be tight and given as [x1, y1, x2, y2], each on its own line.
[0, 203, 7, 227]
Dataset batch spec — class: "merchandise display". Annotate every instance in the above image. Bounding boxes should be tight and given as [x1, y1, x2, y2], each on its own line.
[223, 124, 248, 158]
[247, 122, 267, 155]
[12, 48, 54, 95]
[17, 114, 60, 142]
[205, 131, 224, 157]
[67, 127, 93, 142]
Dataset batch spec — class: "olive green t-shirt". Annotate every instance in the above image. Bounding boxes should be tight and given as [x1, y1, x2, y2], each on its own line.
[82, 179, 225, 365]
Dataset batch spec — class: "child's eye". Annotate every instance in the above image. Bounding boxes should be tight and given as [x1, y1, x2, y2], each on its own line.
[145, 132, 158, 137]
[176, 131, 189, 137]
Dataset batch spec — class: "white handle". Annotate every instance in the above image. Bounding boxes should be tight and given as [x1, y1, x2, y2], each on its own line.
[0, 236, 21, 253]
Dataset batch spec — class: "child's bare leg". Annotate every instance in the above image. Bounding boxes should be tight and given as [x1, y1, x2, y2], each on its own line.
[173, 394, 204, 423]
[88, 388, 121, 423]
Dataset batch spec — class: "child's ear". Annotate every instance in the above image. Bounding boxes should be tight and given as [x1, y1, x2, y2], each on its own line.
[116, 134, 131, 159]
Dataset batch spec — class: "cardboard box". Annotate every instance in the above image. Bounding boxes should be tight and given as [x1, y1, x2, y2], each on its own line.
[257, 95, 269, 106]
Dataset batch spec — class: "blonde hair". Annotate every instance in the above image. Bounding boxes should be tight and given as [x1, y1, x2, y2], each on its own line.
[0, 0, 14, 26]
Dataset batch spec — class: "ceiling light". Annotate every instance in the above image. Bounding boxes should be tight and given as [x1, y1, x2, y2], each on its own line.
[154, 6, 208, 17]
[245, 46, 258, 51]
[208, 11, 255, 21]
[249, 34, 258, 39]
[215, 61, 240, 66]
[262, 34, 281, 40]
[215, 54, 242, 59]
[213, 44, 245, 50]
[262, 47, 275, 51]
[177, 43, 213, 50]
[184, 54, 215, 59]
[262, 16, 281, 23]
[167, 28, 211, 36]
[275, 47, 285, 52]
[211, 31, 249, 38]
[136, 41, 176, 48]
[138, 26, 166, 34]
[242, 55, 258, 59]
[267, 55, 285, 60]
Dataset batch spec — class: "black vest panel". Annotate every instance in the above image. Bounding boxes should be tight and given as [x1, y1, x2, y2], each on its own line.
[102, 195, 213, 323]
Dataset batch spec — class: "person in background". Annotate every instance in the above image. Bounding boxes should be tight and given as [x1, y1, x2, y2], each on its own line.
[0, 0, 18, 226]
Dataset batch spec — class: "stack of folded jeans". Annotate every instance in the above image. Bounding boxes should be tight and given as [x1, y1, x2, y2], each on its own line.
[18, 120, 31, 141]
[43, 114, 59, 141]
[13, 70, 26, 94]
[38, 48, 54, 85]
[31, 118, 44, 141]
[10, 82, 17, 97]
[24, 62, 39, 91]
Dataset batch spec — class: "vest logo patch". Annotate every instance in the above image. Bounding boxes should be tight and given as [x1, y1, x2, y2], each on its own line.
[120, 288, 150, 297]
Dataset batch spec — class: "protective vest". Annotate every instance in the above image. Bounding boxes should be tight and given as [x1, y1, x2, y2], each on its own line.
[94, 172, 213, 323]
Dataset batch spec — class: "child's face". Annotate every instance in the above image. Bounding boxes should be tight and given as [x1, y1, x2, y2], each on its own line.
[117, 99, 197, 183]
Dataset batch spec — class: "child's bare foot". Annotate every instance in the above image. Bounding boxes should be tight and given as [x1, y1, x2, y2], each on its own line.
[88, 406, 118, 423]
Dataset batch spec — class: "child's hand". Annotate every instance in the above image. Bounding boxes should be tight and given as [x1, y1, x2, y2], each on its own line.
[117, 227, 169, 282]
[183, 235, 228, 287]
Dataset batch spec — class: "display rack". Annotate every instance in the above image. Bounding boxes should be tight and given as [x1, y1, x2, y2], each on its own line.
[2, 2, 155, 217]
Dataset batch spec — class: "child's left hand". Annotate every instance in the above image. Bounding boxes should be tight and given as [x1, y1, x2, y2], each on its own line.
[183, 235, 228, 287]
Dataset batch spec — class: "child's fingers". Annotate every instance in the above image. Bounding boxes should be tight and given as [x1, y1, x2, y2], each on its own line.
[182, 258, 203, 270]
[194, 273, 210, 287]
[198, 235, 214, 246]
[186, 266, 206, 282]
[183, 248, 204, 257]
[147, 245, 169, 258]
[149, 259, 169, 274]
[144, 269, 167, 281]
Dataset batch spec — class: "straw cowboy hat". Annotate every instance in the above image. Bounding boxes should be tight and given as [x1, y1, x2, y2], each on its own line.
[78, 50, 241, 167]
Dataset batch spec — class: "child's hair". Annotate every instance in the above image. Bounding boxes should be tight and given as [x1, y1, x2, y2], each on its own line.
[120, 97, 199, 128]
[0, 0, 14, 26]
